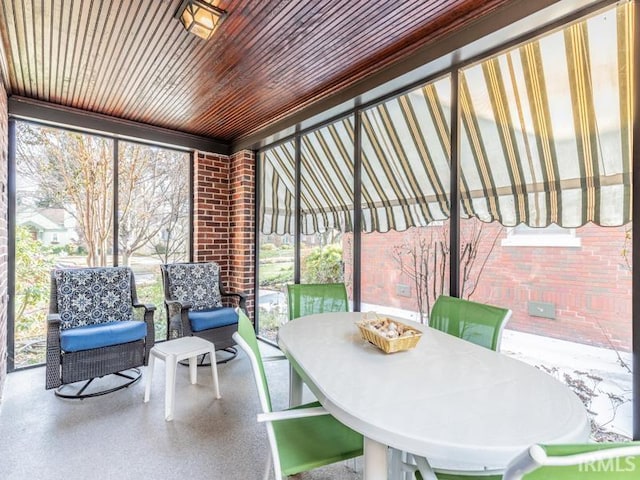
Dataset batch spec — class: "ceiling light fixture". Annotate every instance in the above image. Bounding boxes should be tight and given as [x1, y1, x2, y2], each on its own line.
[175, 0, 227, 40]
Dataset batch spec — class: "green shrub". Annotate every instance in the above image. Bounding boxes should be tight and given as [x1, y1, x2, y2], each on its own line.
[258, 308, 284, 331]
[51, 245, 66, 254]
[14, 226, 54, 333]
[135, 275, 167, 340]
[302, 244, 343, 283]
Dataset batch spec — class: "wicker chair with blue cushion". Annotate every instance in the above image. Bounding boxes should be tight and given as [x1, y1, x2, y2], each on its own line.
[161, 262, 247, 364]
[45, 266, 155, 399]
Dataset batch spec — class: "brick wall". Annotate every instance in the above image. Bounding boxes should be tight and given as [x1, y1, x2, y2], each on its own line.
[354, 222, 632, 351]
[194, 151, 230, 268]
[0, 83, 7, 398]
[193, 150, 255, 315]
[477, 223, 632, 352]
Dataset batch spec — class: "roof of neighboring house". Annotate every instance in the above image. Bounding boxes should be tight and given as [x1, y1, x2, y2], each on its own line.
[17, 210, 66, 231]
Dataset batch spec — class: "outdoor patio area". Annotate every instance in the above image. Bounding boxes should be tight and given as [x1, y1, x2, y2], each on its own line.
[500, 330, 633, 441]
[0, 321, 634, 480]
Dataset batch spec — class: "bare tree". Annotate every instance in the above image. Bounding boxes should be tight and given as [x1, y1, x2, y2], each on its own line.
[16, 123, 190, 267]
[153, 171, 190, 265]
[17, 124, 113, 266]
[621, 226, 632, 271]
[393, 218, 502, 323]
[393, 227, 448, 323]
[459, 220, 503, 299]
[118, 143, 189, 265]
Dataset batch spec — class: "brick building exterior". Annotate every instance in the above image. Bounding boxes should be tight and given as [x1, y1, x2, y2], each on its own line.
[228, 150, 256, 312]
[355, 222, 632, 352]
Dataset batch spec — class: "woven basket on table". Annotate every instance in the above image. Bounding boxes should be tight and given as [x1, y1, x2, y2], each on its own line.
[356, 318, 422, 353]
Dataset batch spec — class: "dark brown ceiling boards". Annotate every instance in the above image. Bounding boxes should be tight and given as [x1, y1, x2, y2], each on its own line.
[0, 0, 518, 143]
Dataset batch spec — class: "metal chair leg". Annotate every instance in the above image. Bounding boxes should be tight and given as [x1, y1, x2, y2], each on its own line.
[55, 368, 142, 399]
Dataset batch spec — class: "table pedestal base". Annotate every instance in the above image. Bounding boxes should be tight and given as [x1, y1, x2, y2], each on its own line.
[364, 437, 388, 480]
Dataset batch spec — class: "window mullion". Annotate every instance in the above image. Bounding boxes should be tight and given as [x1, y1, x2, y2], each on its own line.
[113, 139, 119, 266]
[449, 69, 460, 298]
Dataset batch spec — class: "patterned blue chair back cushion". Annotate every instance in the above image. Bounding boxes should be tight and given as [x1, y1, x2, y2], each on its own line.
[54, 267, 134, 330]
[165, 262, 223, 311]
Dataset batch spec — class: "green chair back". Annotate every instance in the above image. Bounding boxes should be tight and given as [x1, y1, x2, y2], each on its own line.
[287, 283, 348, 321]
[504, 443, 640, 480]
[235, 310, 272, 412]
[429, 295, 511, 351]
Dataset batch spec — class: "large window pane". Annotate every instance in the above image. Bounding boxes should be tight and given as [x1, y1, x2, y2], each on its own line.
[258, 141, 296, 340]
[14, 123, 114, 367]
[459, 4, 632, 440]
[360, 77, 451, 320]
[13, 125, 192, 367]
[118, 142, 190, 341]
[300, 118, 354, 303]
[258, 117, 357, 339]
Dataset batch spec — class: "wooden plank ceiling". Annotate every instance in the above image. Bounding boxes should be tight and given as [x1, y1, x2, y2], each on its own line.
[0, 0, 513, 143]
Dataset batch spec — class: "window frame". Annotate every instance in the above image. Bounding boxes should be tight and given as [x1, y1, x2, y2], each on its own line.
[7, 119, 194, 371]
[255, 0, 638, 439]
[501, 225, 582, 248]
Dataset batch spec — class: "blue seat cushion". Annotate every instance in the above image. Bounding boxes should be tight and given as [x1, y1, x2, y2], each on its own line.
[60, 321, 147, 353]
[188, 307, 238, 332]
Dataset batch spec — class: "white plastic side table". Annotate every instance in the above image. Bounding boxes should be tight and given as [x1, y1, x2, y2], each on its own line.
[144, 336, 222, 421]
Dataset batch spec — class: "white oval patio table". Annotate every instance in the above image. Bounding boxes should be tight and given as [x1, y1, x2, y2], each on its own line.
[277, 312, 590, 480]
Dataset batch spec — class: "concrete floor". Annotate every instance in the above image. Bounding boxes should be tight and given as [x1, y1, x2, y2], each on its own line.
[1, 325, 632, 480]
[0, 343, 361, 480]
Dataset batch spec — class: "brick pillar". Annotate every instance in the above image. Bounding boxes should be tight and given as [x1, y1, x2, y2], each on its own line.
[229, 150, 255, 314]
[193, 150, 255, 315]
[193, 152, 231, 270]
[0, 82, 8, 398]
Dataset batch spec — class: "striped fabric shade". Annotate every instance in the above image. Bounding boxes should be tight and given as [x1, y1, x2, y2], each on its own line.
[260, 140, 297, 235]
[301, 120, 355, 234]
[361, 80, 452, 232]
[260, 3, 632, 235]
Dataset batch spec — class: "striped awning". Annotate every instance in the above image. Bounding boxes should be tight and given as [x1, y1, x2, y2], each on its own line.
[260, 3, 632, 235]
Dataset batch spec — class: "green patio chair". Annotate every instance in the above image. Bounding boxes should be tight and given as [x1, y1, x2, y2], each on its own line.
[394, 295, 512, 479]
[395, 452, 502, 480]
[286, 282, 348, 321]
[286, 282, 349, 406]
[410, 443, 640, 480]
[232, 310, 363, 479]
[503, 442, 640, 479]
[411, 466, 501, 480]
[429, 295, 512, 351]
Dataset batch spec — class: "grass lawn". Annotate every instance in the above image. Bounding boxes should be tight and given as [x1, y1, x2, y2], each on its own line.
[259, 260, 293, 284]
